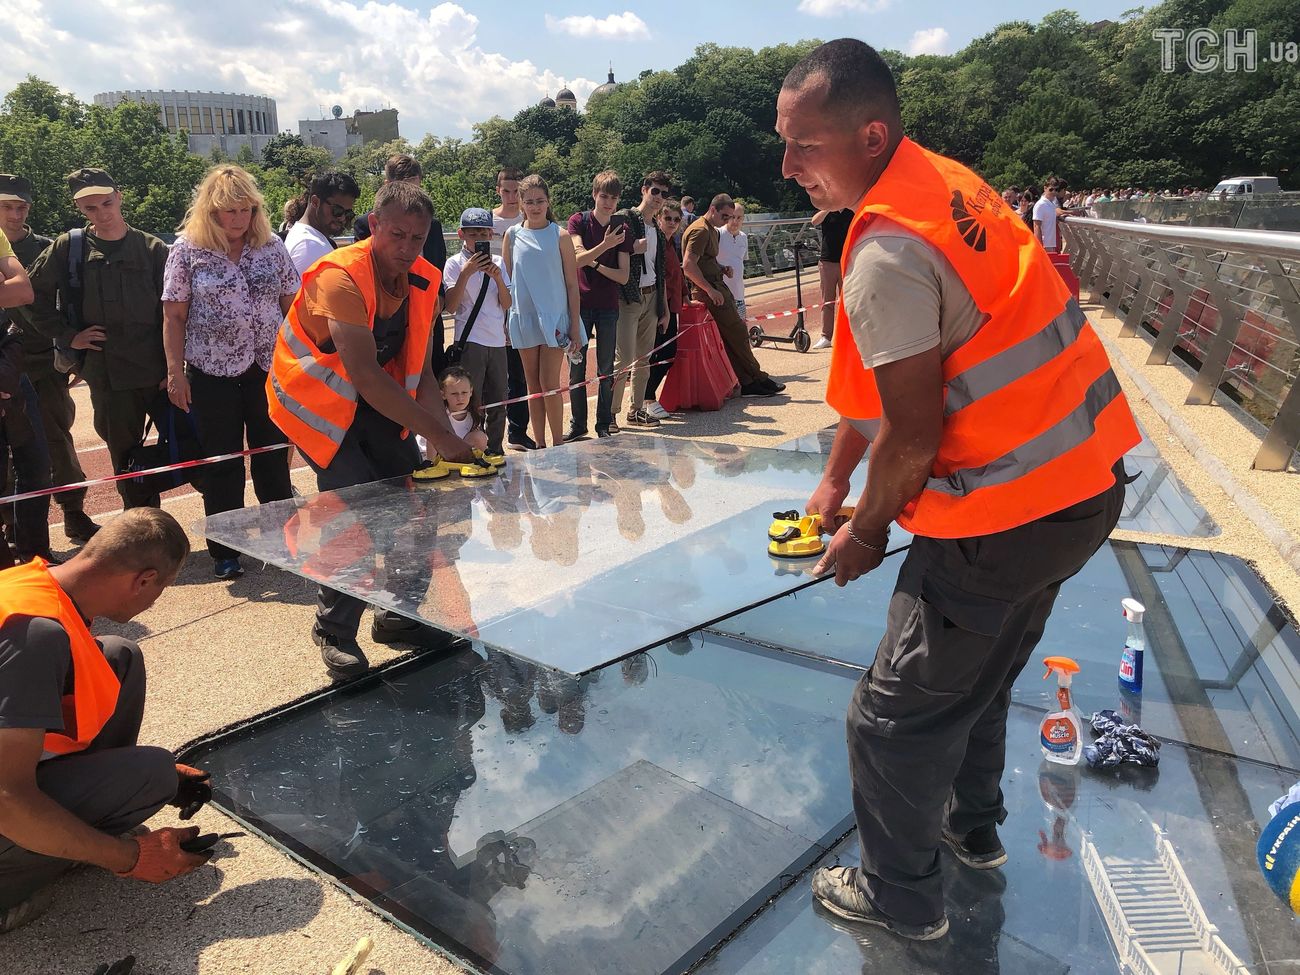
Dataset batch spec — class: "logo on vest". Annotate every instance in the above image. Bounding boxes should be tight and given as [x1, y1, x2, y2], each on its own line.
[949, 187, 1001, 252]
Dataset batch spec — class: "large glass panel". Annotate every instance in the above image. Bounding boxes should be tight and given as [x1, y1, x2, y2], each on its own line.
[181, 634, 857, 975]
[714, 541, 1300, 767]
[697, 705, 1299, 975]
[203, 440, 899, 674]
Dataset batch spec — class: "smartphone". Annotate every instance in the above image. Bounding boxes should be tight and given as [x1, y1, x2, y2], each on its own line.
[474, 240, 492, 257]
[607, 214, 628, 233]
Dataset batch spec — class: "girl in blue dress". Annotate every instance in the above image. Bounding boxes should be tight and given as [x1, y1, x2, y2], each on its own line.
[502, 175, 583, 449]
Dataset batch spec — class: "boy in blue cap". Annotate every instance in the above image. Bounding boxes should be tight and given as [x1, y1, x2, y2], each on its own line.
[441, 207, 511, 460]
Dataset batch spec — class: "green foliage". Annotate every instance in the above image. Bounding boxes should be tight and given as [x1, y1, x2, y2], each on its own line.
[3, 0, 1295, 239]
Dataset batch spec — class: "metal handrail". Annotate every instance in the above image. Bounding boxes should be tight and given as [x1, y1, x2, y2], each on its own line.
[1069, 217, 1300, 260]
[1067, 218, 1300, 471]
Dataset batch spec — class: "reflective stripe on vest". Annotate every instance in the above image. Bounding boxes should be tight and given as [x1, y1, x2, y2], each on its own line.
[0, 559, 121, 758]
[267, 238, 440, 468]
[268, 370, 350, 443]
[279, 322, 358, 403]
[826, 138, 1140, 538]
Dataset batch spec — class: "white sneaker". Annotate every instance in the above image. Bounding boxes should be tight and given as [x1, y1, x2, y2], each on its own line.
[644, 401, 670, 420]
[811, 336, 833, 351]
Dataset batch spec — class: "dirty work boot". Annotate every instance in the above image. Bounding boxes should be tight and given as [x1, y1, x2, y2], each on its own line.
[810, 865, 949, 941]
[312, 627, 369, 681]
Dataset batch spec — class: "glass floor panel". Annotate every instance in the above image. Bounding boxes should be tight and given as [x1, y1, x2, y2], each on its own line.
[181, 633, 858, 975]
[696, 706, 1300, 975]
[775, 425, 1219, 538]
[202, 439, 865, 675]
[712, 541, 1300, 769]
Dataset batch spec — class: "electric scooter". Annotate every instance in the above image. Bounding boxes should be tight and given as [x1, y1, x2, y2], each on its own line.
[748, 239, 813, 354]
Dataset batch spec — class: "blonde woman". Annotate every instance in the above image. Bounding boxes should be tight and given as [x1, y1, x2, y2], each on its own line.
[162, 165, 300, 579]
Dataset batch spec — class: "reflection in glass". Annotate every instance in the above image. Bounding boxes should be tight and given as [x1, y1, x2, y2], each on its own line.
[204, 440, 844, 674]
[716, 540, 1300, 768]
[183, 635, 857, 975]
[698, 707, 1297, 975]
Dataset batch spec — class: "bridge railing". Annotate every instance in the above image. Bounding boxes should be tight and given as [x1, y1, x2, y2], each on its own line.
[1092, 195, 1300, 232]
[1067, 216, 1300, 471]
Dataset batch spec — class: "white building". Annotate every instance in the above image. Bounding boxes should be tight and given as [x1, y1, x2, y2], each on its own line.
[93, 89, 279, 159]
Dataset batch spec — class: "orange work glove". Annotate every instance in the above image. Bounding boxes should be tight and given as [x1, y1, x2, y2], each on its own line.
[116, 826, 210, 883]
[171, 764, 212, 820]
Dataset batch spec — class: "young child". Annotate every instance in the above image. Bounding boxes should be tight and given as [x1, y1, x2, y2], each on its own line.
[439, 366, 489, 453]
[413, 367, 493, 479]
[443, 207, 511, 459]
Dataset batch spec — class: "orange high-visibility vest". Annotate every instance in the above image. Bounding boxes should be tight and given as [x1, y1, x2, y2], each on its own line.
[267, 238, 440, 468]
[828, 138, 1139, 539]
[0, 559, 120, 757]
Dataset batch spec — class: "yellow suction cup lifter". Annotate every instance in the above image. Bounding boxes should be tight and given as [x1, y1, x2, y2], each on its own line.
[768, 513, 826, 559]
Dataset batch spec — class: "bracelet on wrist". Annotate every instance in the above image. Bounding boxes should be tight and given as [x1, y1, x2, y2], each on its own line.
[846, 524, 889, 553]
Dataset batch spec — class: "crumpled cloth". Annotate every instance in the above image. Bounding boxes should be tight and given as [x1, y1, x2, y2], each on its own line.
[1084, 709, 1161, 769]
[1268, 780, 1300, 818]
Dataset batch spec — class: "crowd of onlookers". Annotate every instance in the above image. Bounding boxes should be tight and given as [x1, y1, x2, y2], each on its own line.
[0, 155, 791, 579]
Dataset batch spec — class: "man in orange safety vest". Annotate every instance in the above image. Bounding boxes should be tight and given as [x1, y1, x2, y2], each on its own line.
[0, 509, 214, 933]
[268, 181, 473, 681]
[776, 39, 1139, 940]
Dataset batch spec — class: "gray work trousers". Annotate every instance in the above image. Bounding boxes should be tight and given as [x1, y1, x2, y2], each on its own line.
[306, 407, 424, 641]
[848, 471, 1125, 926]
[0, 637, 177, 909]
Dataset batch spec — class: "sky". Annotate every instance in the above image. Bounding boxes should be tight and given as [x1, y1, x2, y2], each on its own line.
[2, 0, 1139, 142]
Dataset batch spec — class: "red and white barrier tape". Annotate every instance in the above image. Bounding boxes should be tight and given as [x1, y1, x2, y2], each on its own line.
[746, 299, 836, 322]
[0, 296, 826, 505]
[480, 318, 700, 410]
[0, 444, 291, 506]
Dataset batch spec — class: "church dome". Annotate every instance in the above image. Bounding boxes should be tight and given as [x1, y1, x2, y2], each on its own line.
[539, 94, 556, 108]
[555, 86, 578, 109]
[590, 67, 618, 99]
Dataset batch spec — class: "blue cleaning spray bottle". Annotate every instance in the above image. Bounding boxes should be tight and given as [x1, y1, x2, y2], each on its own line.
[1117, 598, 1147, 695]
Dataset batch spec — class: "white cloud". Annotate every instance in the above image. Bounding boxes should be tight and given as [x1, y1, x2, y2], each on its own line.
[796, 0, 891, 16]
[908, 27, 951, 55]
[543, 11, 651, 41]
[0, 0, 597, 139]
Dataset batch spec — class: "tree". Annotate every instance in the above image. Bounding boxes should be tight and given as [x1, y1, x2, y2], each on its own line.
[339, 137, 416, 180]
[2, 76, 83, 124]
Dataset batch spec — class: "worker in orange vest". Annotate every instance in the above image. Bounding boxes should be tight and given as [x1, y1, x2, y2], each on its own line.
[268, 181, 473, 681]
[777, 40, 1140, 941]
[0, 509, 214, 933]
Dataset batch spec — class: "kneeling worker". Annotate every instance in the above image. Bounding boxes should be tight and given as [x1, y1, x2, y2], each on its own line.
[0, 509, 214, 932]
[777, 41, 1140, 940]
[268, 180, 473, 681]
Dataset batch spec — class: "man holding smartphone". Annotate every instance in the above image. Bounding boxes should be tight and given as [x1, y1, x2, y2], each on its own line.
[567, 170, 632, 440]
[442, 208, 512, 459]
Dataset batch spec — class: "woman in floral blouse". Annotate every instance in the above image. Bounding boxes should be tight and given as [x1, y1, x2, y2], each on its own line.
[163, 165, 301, 579]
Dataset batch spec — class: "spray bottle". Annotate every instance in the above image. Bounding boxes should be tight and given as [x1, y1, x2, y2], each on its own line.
[1040, 656, 1083, 766]
[1117, 598, 1147, 694]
